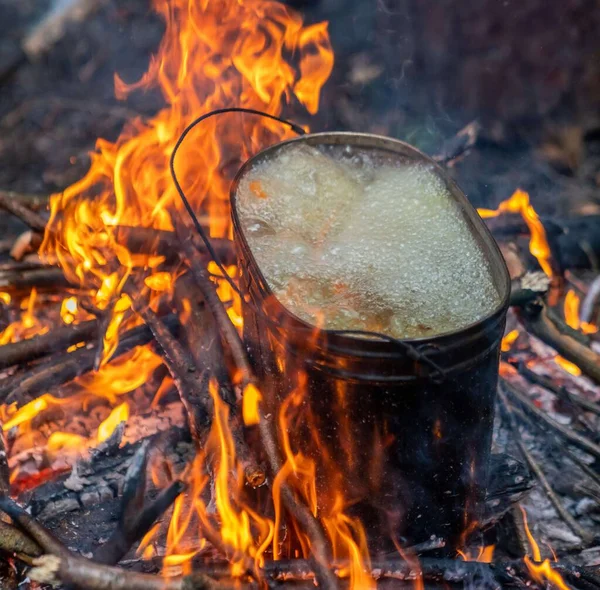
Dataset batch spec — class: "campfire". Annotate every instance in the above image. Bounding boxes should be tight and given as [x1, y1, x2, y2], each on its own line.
[0, 0, 599, 589]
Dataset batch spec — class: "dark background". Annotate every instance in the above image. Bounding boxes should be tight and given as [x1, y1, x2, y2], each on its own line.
[0, 0, 599, 214]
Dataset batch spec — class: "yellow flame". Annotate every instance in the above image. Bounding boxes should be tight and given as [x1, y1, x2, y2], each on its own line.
[0, 288, 49, 345]
[564, 289, 597, 335]
[501, 329, 519, 352]
[60, 296, 79, 325]
[96, 402, 129, 443]
[47, 432, 87, 454]
[521, 506, 569, 589]
[554, 356, 582, 377]
[242, 383, 262, 426]
[478, 189, 553, 277]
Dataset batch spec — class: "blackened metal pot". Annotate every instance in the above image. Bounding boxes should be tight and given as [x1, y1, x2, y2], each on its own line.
[230, 132, 511, 553]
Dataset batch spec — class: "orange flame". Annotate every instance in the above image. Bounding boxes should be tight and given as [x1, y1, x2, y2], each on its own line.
[39, 0, 332, 352]
[0, 289, 50, 345]
[521, 506, 569, 590]
[554, 356, 582, 377]
[478, 189, 553, 277]
[501, 329, 519, 352]
[242, 383, 262, 426]
[457, 545, 495, 563]
[564, 289, 597, 335]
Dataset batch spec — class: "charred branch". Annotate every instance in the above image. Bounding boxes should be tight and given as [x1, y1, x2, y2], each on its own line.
[126, 290, 212, 444]
[514, 299, 600, 385]
[172, 274, 265, 487]
[0, 317, 176, 405]
[176, 230, 338, 590]
[0, 266, 71, 294]
[433, 121, 481, 166]
[115, 226, 235, 265]
[93, 478, 185, 565]
[487, 214, 600, 272]
[0, 319, 97, 370]
[26, 425, 189, 521]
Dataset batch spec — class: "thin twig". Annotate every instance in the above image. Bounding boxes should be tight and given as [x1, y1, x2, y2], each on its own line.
[502, 379, 600, 461]
[498, 390, 595, 545]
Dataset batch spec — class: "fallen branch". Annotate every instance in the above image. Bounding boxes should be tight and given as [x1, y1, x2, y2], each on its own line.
[0, 190, 48, 232]
[0, 319, 97, 370]
[515, 299, 600, 384]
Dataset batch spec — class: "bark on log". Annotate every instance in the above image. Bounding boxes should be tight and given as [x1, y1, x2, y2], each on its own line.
[0, 267, 71, 293]
[0, 319, 97, 370]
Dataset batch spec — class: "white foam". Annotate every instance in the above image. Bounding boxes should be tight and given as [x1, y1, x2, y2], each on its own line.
[236, 144, 500, 339]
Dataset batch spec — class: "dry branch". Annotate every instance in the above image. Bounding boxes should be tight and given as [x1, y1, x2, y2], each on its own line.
[0, 190, 47, 232]
[177, 230, 338, 590]
[0, 266, 70, 293]
[0, 319, 97, 370]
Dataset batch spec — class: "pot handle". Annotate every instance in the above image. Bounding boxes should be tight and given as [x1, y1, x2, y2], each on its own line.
[170, 107, 305, 294]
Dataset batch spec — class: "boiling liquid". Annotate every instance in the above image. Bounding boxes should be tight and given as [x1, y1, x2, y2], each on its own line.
[236, 144, 500, 339]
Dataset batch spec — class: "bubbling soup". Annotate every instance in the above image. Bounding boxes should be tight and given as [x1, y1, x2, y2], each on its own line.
[236, 143, 500, 339]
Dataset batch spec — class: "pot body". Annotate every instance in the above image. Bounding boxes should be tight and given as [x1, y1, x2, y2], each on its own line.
[230, 132, 511, 552]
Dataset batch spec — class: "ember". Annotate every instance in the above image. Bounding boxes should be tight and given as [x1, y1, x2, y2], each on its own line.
[0, 0, 598, 589]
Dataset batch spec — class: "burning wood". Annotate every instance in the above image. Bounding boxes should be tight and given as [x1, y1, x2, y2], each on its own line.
[0, 0, 598, 589]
